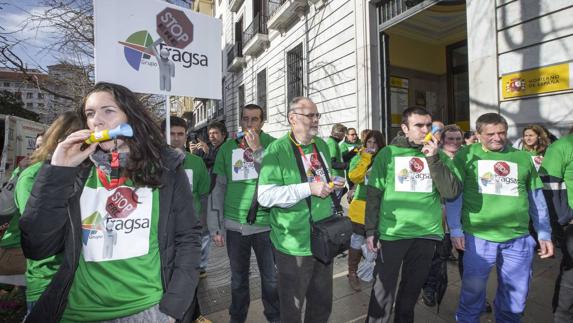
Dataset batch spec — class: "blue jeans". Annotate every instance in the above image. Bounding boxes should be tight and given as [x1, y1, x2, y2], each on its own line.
[457, 234, 535, 323]
[200, 232, 210, 271]
[226, 230, 280, 323]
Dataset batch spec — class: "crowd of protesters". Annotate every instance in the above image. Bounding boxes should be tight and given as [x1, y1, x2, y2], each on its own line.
[0, 81, 572, 323]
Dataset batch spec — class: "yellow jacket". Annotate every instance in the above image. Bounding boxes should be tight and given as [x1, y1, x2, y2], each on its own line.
[348, 151, 373, 225]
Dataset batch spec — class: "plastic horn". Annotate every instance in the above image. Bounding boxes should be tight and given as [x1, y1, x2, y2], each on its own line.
[423, 125, 441, 143]
[237, 129, 254, 139]
[85, 123, 134, 144]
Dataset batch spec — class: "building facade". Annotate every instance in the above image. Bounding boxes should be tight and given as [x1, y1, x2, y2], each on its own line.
[0, 68, 50, 122]
[219, 0, 573, 141]
[218, 0, 378, 138]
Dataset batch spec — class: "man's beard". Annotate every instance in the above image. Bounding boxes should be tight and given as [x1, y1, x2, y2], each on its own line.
[309, 127, 319, 136]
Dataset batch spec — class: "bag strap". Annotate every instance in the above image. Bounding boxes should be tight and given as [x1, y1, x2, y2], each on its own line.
[246, 178, 260, 225]
[313, 144, 343, 215]
[289, 136, 313, 221]
[288, 134, 343, 223]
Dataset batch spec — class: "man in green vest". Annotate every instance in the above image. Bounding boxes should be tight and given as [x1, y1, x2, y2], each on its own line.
[365, 106, 462, 323]
[207, 104, 279, 323]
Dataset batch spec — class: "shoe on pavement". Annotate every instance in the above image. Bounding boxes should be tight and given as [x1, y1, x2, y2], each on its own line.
[194, 315, 212, 323]
[422, 293, 436, 307]
[199, 269, 207, 279]
[348, 272, 362, 291]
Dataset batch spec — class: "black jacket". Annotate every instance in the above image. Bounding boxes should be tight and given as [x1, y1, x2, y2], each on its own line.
[19, 148, 202, 322]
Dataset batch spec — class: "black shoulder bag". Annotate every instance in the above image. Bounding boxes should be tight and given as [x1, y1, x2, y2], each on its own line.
[290, 139, 352, 264]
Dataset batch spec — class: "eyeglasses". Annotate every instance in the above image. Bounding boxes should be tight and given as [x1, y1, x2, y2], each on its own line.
[292, 112, 321, 120]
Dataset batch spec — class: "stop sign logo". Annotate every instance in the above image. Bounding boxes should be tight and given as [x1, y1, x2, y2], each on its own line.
[156, 8, 193, 49]
[106, 187, 139, 218]
[493, 161, 510, 177]
[409, 157, 425, 173]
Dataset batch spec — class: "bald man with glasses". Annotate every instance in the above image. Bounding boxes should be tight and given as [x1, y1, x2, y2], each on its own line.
[258, 97, 345, 323]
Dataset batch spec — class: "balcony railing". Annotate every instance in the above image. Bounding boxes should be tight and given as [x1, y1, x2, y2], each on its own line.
[226, 42, 246, 71]
[229, 0, 245, 13]
[243, 13, 268, 47]
[226, 42, 243, 67]
[268, 0, 286, 18]
[267, 0, 307, 31]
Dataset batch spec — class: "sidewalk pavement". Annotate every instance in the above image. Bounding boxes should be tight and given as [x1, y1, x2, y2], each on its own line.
[198, 243, 560, 323]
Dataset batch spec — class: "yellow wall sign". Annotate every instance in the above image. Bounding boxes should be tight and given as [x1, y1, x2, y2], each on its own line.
[501, 63, 571, 99]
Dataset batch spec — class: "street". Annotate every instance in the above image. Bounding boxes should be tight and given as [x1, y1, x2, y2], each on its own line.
[199, 237, 561, 323]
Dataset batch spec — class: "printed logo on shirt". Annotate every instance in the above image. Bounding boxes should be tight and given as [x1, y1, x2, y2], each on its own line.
[531, 155, 543, 171]
[231, 148, 258, 181]
[477, 160, 519, 196]
[394, 156, 433, 193]
[80, 186, 153, 262]
[305, 152, 328, 183]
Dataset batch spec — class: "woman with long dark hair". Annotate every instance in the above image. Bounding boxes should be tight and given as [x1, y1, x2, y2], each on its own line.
[19, 82, 201, 323]
[346, 130, 385, 291]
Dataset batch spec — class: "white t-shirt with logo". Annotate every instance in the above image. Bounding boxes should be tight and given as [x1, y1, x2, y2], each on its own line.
[394, 156, 433, 193]
[80, 186, 153, 262]
[231, 148, 258, 181]
[477, 160, 519, 197]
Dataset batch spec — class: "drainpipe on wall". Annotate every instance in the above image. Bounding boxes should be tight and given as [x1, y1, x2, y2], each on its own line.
[302, 6, 310, 97]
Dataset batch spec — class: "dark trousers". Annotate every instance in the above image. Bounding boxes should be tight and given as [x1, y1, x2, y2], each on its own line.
[191, 286, 201, 320]
[273, 248, 334, 323]
[366, 238, 436, 323]
[554, 224, 573, 323]
[226, 230, 280, 323]
[423, 234, 452, 296]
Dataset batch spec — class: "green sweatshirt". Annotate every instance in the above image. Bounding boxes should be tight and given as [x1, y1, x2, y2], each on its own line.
[258, 134, 334, 256]
[540, 134, 573, 210]
[0, 167, 23, 248]
[63, 167, 162, 322]
[213, 131, 275, 226]
[454, 144, 543, 242]
[326, 136, 344, 177]
[365, 136, 461, 240]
